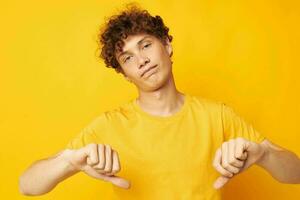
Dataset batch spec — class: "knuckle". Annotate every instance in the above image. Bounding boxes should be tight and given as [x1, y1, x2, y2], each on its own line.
[222, 163, 228, 168]
[215, 166, 223, 173]
[104, 167, 112, 173]
[233, 168, 240, 174]
[238, 162, 244, 168]
[104, 163, 112, 170]
[236, 152, 244, 159]
[98, 158, 105, 167]
[90, 160, 97, 165]
[234, 152, 240, 158]
[236, 155, 243, 160]
[226, 172, 233, 177]
[221, 159, 228, 166]
[228, 159, 235, 165]
[99, 163, 105, 169]
[215, 165, 233, 177]
[221, 168, 232, 177]
[92, 159, 99, 165]
[96, 163, 105, 170]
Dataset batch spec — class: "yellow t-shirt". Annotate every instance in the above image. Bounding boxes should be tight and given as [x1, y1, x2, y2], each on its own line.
[66, 94, 265, 200]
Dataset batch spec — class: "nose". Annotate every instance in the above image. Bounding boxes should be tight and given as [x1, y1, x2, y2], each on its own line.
[138, 54, 150, 69]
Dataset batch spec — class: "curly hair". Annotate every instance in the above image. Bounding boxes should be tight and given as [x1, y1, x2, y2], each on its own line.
[97, 4, 173, 74]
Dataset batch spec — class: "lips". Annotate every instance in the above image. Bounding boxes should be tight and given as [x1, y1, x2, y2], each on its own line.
[141, 65, 157, 78]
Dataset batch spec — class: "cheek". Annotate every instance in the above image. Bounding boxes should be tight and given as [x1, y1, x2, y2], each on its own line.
[124, 68, 141, 82]
[153, 47, 171, 65]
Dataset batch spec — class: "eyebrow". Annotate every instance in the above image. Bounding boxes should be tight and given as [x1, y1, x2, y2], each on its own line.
[117, 36, 152, 60]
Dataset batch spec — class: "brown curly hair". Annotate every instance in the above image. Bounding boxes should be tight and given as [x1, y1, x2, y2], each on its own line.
[97, 4, 173, 74]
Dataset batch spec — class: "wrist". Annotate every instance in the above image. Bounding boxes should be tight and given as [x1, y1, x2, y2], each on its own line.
[255, 142, 270, 167]
[60, 149, 81, 173]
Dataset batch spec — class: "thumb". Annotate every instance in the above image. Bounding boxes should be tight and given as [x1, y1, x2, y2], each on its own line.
[83, 165, 131, 189]
[104, 175, 131, 189]
[213, 176, 230, 189]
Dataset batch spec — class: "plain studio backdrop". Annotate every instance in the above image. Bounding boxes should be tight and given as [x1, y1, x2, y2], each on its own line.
[0, 0, 299, 199]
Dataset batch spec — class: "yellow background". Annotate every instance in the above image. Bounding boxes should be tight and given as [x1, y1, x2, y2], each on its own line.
[1, 0, 299, 199]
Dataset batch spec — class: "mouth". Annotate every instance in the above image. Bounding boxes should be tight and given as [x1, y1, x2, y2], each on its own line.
[141, 65, 158, 78]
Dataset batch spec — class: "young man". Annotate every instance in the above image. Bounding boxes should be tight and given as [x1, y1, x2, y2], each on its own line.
[19, 5, 300, 199]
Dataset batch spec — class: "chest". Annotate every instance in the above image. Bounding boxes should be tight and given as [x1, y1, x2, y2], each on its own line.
[107, 117, 219, 172]
[100, 116, 222, 198]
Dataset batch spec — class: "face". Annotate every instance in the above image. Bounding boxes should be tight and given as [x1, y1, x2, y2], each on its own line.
[115, 33, 173, 92]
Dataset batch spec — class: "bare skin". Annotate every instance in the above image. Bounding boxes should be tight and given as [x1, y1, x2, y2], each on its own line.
[116, 33, 300, 188]
[213, 138, 300, 189]
[19, 33, 182, 196]
[19, 32, 300, 196]
[19, 144, 130, 195]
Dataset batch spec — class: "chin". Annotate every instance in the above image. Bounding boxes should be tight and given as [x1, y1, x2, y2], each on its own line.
[141, 73, 170, 92]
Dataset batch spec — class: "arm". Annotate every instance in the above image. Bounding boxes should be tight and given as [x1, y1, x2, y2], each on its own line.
[19, 150, 79, 196]
[19, 144, 130, 196]
[212, 138, 300, 189]
[256, 139, 300, 183]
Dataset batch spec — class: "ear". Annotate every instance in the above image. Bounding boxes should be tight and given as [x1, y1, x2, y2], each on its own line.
[165, 38, 173, 57]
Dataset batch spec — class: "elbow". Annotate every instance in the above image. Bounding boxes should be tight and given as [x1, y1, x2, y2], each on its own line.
[19, 175, 30, 196]
[19, 175, 45, 196]
[19, 175, 34, 196]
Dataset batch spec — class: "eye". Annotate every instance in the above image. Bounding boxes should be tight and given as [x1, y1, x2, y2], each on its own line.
[124, 56, 131, 63]
[143, 43, 151, 49]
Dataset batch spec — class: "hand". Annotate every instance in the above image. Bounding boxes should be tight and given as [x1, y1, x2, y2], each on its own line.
[66, 143, 131, 189]
[212, 137, 265, 189]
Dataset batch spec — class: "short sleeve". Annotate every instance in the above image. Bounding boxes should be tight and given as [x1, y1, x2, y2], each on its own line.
[221, 103, 265, 143]
[65, 114, 108, 150]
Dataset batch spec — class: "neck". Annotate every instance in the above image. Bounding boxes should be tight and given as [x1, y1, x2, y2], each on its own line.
[136, 75, 185, 117]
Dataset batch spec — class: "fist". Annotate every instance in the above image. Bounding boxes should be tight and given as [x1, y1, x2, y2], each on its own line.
[66, 143, 131, 189]
[212, 137, 265, 189]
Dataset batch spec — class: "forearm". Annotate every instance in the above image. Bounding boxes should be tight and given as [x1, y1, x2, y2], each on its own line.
[19, 149, 79, 196]
[256, 143, 300, 183]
